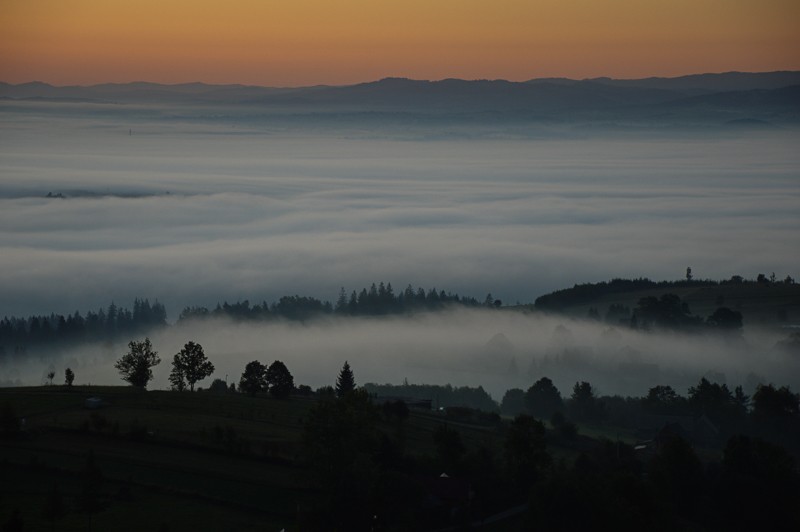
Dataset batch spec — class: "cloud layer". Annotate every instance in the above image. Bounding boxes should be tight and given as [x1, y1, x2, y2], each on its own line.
[1, 108, 798, 319]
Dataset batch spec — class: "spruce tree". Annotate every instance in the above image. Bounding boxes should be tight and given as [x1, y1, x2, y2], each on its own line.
[335, 361, 356, 398]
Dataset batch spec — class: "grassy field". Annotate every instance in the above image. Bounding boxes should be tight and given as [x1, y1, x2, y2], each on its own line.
[0, 385, 520, 531]
[0, 385, 331, 531]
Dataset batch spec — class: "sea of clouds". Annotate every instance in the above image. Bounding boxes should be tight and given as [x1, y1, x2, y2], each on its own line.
[1, 102, 798, 393]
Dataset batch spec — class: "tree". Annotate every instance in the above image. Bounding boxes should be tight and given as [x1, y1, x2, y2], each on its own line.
[525, 377, 564, 419]
[46, 369, 55, 385]
[336, 361, 356, 398]
[752, 384, 800, 419]
[168, 356, 186, 392]
[644, 385, 685, 415]
[570, 381, 603, 422]
[504, 414, 549, 485]
[266, 360, 294, 399]
[64, 368, 75, 387]
[208, 378, 228, 393]
[171, 341, 214, 391]
[114, 338, 160, 388]
[239, 360, 266, 396]
[688, 377, 743, 426]
[706, 307, 743, 331]
[635, 293, 700, 331]
[501, 388, 526, 416]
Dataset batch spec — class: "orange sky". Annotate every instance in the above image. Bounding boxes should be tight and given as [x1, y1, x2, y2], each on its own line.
[1, 0, 798, 86]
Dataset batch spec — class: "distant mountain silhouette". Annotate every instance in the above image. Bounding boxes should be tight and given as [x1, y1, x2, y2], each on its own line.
[581, 71, 800, 94]
[2, 71, 798, 126]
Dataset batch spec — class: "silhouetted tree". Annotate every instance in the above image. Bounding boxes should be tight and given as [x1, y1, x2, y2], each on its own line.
[64, 367, 75, 387]
[46, 370, 55, 385]
[336, 361, 356, 398]
[239, 360, 266, 396]
[635, 293, 701, 330]
[752, 383, 800, 420]
[504, 414, 549, 485]
[706, 307, 743, 331]
[208, 378, 229, 393]
[687, 377, 743, 430]
[171, 341, 214, 391]
[501, 388, 526, 416]
[570, 381, 603, 422]
[525, 377, 564, 419]
[168, 357, 186, 392]
[266, 360, 294, 399]
[644, 385, 686, 415]
[114, 338, 160, 388]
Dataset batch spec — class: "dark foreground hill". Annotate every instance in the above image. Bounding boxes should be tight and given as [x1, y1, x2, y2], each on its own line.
[2, 379, 799, 530]
[0, 385, 522, 530]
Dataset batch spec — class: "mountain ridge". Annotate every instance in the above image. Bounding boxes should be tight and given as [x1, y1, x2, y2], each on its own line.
[2, 71, 799, 126]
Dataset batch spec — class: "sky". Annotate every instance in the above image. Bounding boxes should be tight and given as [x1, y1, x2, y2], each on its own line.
[2, 0, 799, 86]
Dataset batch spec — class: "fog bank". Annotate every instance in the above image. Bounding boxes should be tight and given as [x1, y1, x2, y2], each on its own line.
[1, 109, 798, 317]
[3, 309, 797, 401]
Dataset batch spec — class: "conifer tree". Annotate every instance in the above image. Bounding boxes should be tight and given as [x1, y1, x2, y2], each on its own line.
[335, 361, 356, 398]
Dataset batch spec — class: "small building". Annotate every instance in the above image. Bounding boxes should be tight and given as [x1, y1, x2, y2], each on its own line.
[84, 397, 104, 409]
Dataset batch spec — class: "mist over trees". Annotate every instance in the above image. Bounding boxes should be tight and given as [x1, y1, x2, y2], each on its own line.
[179, 282, 486, 323]
[0, 299, 167, 356]
[534, 274, 796, 312]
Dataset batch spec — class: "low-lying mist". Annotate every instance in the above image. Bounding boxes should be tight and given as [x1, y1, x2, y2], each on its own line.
[3, 308, 797, 402]
[1, 105, 799, 318]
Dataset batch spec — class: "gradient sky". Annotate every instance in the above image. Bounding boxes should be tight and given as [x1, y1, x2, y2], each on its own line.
[1, 0, 799, 86]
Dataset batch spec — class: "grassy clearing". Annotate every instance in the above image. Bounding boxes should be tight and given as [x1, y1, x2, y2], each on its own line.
[0, 385, 317, 530]
[1, 385, 606, 530]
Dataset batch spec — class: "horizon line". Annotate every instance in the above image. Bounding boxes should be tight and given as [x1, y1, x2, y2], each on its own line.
[3, 69, 799, 91]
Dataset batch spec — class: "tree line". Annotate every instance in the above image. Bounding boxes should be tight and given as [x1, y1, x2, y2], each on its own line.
[0, 299, 167, 355]
[301, 376, 800, 529]
[178, 282, 489, 323]
[0, 283, 494, 360]
[111, 337, 359, 404]
[535, 272, 796, 311]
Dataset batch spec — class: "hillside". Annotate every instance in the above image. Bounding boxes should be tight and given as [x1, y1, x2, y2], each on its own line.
[533, 277, 800, 328]
[0, 385, 519, 531]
